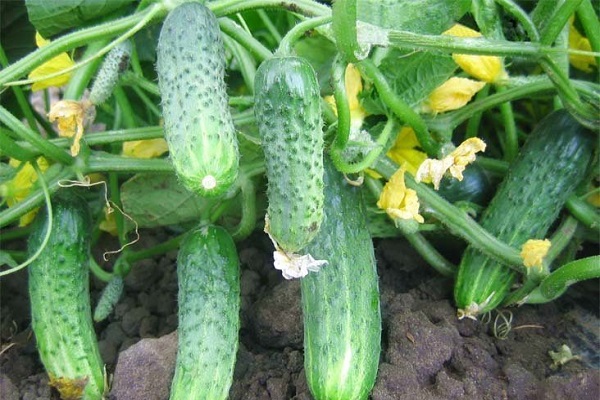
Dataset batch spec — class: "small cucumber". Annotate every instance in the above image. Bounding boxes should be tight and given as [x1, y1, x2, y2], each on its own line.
[170, 225, 240, 400]
[254, 56, 324, 254]
[454, 110, 595, 318]
[89, 40, 132, 105]
[28, 191, 104, 400]
[301, 160, 381, 400]
[157, 2, 239, 197]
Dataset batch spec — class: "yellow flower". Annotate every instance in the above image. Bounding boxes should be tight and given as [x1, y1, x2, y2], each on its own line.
[324, 63, 367, 130]
[415, 137, 486, 190]
[521, 239, 551, 270]
[28, 32, 75, 91]
[421, 77, 486, 114]
[377, 165, 424, 223]
[569, 18, 597, 72]
[0, 157, 49, 226]
[47, 99, 93, 156]
[122, 139, 169, 159]
[387, 127, 428, 176]
[443, 24, 507, 83]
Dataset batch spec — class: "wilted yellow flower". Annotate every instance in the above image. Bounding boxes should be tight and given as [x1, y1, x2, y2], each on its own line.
[421, 77, 485, 114]
[47, 99, 93, 156]
[521, 239, 551, 269]
[387, 127, 428, 176]
[324, 63, 367, 130]
[28, 32, 75, 91]
[415, 137, 486, 190]
[377, 165, 424, 223]
[122, 139, 169, 159]
[569, 18, 597, 72]
[443, 24, 507, 83]
[0, 157, 49, 226]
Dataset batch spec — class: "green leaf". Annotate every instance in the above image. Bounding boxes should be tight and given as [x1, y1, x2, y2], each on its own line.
[295, 35, 338, 94]
[357, 0, 471, 33]
[120, 173, 217, 228]
[378, 50, 458, 108]
[0, 163, 17, 185]
[25, 0, 136, 37]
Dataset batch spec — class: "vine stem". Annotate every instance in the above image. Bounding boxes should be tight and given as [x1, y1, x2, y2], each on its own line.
[4, 4, 166, 88]
[373, 156, 525, 272]
[209, 0, 330, 18]
[357, 59, 439, 156]
[276, 15, 332, 56]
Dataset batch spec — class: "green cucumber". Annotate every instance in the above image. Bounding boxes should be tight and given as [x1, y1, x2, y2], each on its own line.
[170, 225, 240, 400]
[301, 160, 381, 400]
[157, 2, 239, 197]
[254, 56, 324, 254]
[454, 110, 595, 318]
[89, 40, 132, 105]
[28, 191, 104, 400]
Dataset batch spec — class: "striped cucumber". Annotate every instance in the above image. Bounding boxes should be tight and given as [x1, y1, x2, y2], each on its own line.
[170, 225, 240, 400]
[28, 191, 104, 400]
[157, 2, 239, 197]
[254, 56, 324, 257]
[301, 160, 381, 400]
[454, 110, 595, 319]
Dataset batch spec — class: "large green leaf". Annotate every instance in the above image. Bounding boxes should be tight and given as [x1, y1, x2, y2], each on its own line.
[121, 173, 216, 228]
[25, 0, 135, 37]
[358, 0, 471, 33]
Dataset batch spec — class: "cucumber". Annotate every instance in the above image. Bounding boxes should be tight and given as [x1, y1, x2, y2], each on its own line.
[28, 190, 104, 400]
[89, 40, 132, 105]
[156, 2, 239, 197]
[301, 160, 381, 400]
[454, 110, 595, 319]
[254, 56, 324, 254]
[170, 225, 240, 400]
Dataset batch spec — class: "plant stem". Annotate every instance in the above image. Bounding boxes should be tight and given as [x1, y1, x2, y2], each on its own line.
[85, 153, 172, 174]
[357, 59, 439, 156]
[0, 46, 40, 133]
[209, 0, 330, 18]
[0, 132, 37, 161]
[231, 176, 257, 241]
[373, 156, 524, 271]
[497, 87, 518, 162]
[219, 17, 273, 62]
[257, 9, 283, 43]
[0, 105, 74, 165]
[565, 195, 600, 229]
[63, 40, 109, 100]
[0, 4, 167, 88]
[525, 255, 600, 303]
[494, 0, 540, 41]
[276, 16, 332, 56]
[577, 0, 600, 65]
[0, 166, 72, 229]
[539, 0, 583, 46]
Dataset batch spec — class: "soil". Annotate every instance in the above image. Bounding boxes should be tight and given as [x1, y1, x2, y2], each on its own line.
[1, 229, 598, 400]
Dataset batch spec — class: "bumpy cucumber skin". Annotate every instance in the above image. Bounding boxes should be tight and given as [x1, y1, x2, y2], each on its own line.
[89, 40, 132, 105]
[254, 56, 324, 253]
[170, 225, 240, 400]
[301, 161, 381, 400]
[157, 2, 239, 197]
[454, 110, 595, 316]
[28, 191, 104, 400]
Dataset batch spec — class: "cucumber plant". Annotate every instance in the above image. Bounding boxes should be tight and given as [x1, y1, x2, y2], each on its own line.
[454, 110, 595, 319]
[1, 2, 599, 400]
